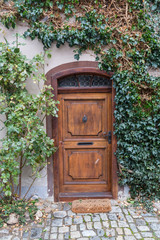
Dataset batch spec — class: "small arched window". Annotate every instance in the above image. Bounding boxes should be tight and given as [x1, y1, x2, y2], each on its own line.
[58, 74, 112, 88]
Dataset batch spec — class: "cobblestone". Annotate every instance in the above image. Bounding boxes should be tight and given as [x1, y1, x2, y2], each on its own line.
[141, 231, 153, 237]
[149, 222, 160, 231]
[59, 226, 69, 233]
[30, 227, 42, 239]
[70, 231, 81, 238]
[51, 218, 63, 227]
[53, 211, 67, 218]
[116, 236, 123, 240]
[135, 219, 147, 226]
[118, 221, 129, 228]
[111, 221, 118, 227]
[86, 222, 93, 229]
[12, 237, 20, 240]
[108, 214, 118, 221]
[82, 230, 96, 237]
[102, 220, 109, 228]
[97, 229, 104, 236]
[51, 226, 57, 233]
[99, 213, 108, 221]
[125, 215, 134, 222]
[84, 215, 91, 222]
[0, 200, 159, 240]
[73, 216, 83, 224]
[50, 233, 57, 239]
[134, 233, 142, 239]
[92, 215, 100, 222]
[137, 225, 150, 231]
[144, 217, 159, 223]
[106, 228, 115, 237]
[0, 229, 10, 234]
[124, 236, 136, 240]
[64, 216, 72, 226]
[124, 227, 132, 235]
[80, 223, 86, 231]
[94, 222, 102, 229]
[0, 236, 13, 240]
[44, 231, 50, 239]
[116, 227, 123, 235]
[129, 223, 138, 233]
[155, 231, 160, 238]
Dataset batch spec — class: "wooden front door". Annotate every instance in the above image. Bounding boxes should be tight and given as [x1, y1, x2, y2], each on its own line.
[58, 92, 112, 200]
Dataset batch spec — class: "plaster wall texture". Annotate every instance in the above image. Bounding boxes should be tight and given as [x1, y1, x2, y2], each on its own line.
[0, 23, 95, 199]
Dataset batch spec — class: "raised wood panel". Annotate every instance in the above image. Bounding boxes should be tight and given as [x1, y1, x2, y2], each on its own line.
[69, 151, 102, 179]
[61, 93, 109, 140]
[68, 102, 102, 136]
[62, 143, 110, 186]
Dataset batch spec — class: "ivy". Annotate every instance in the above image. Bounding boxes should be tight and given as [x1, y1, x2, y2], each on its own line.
[0, 0, 160, 204]
[113, 71, 160, 200]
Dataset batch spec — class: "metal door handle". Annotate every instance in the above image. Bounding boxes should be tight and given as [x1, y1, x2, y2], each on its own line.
[103, 131, 112, 144]
[82, 115, 87, 123]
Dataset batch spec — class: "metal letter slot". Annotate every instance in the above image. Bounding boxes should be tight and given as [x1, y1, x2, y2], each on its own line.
[77, 142, 93, 145]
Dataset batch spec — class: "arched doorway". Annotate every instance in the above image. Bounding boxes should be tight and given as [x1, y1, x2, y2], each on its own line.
[46, 61, 118, 201]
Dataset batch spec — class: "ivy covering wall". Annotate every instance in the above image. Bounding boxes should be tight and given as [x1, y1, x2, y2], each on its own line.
[0, 0, 160, 203]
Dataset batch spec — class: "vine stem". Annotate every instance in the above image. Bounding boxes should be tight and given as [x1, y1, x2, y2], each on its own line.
[18, 152, 23, 198]
[126, 1, 129, 26]
[10, 173, 14, 200]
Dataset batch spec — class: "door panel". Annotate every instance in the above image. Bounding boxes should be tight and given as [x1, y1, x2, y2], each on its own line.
[63, 146, 108, 184]
[68, 101, 102, 136]
[58, 93, 112, 200]
[62, 94, 109, 140]
[68, 151, 103, 179]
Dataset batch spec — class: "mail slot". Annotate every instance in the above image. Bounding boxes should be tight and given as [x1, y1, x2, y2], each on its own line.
[77, 142, 93, 145]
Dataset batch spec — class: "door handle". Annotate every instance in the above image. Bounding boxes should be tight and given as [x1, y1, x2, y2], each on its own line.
[82, 115, 87, 123]
[103, 131, 112, 144]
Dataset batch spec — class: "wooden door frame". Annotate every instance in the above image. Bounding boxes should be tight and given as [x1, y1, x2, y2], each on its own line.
[46, 61, 118, 201]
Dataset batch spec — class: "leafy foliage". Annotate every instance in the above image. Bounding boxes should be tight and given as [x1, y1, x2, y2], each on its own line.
[0, 0, 160, 203]
[113, 71, 160, 200]
[0, 198, 38, 227]
[0, 40, 58, 198]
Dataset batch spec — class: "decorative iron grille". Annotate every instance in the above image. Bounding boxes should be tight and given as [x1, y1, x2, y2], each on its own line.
[58, 74, 111, 88]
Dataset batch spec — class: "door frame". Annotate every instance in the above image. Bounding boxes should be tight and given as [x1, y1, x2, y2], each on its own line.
[46, 61, 118, 201]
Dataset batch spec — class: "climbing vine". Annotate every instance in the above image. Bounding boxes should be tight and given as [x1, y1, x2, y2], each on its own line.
[0, 0, 160, 203]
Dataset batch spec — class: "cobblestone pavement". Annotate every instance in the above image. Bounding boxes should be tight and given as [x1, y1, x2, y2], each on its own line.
[0, 200, 160, 240]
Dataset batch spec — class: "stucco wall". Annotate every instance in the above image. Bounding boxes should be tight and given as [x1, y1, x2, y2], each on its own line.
[0, 23, 95, 199]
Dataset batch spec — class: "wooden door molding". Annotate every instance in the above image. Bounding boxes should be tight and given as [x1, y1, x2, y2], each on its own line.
[46, 61, 118, 201]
